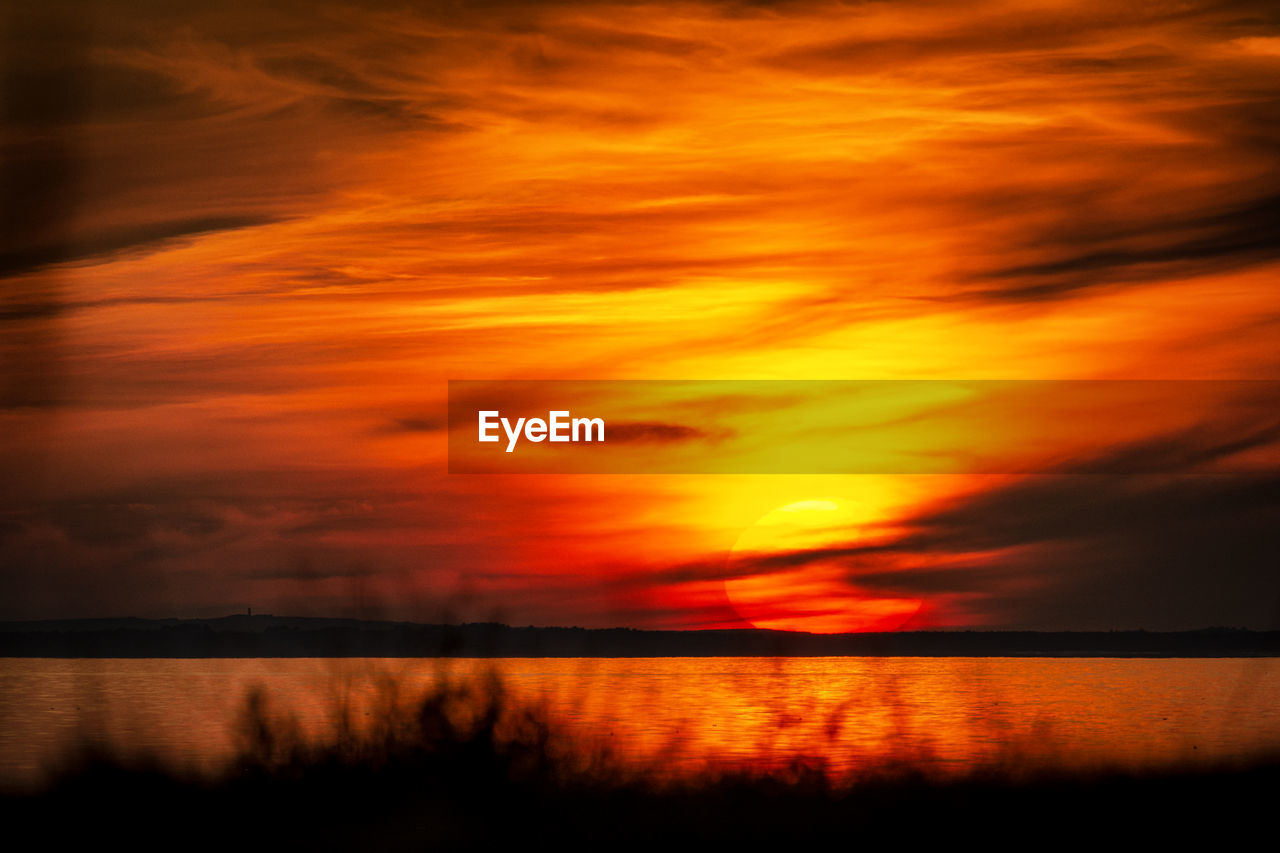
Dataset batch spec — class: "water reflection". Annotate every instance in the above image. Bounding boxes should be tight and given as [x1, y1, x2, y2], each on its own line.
[1, 656, 1278, 790]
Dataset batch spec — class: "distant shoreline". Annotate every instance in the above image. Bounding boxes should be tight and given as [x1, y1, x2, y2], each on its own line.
[2, 616, 1279, 658]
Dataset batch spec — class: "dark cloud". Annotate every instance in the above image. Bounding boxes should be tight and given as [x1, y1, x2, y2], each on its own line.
[0, 469, 492, 619]
[981, 187, 1280, 300]
[0, 215, 273, 280]
[848, 564, 1029, 597]
[0, 61, 195, 127]
[40, 500, 228, 548]
[382, 417, 445, 434]
[605, 421, 721, 444]
[1065, 414, 1280, 475]
[247, 555, 383, 583]
[886, 474, 1280, 629]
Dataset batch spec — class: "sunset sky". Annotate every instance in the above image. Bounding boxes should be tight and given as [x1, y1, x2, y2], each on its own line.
[2, 0, 1279, 630]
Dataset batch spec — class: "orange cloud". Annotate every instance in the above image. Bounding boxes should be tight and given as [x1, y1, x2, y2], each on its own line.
[3, 0, 1279, 628]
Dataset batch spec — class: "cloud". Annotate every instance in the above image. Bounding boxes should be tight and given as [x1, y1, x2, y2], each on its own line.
[381, 417, 445, 434]
[4, 0, 1280, 628]
[980, 187, 1280, 300]
[603, 421, 721, 444]
[0, 216, 273, 280]
[625, 412, 1280, 628]
[883, 474, 1280, 629]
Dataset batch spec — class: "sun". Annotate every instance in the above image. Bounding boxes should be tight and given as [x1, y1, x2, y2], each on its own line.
[723, 499, 922, 633]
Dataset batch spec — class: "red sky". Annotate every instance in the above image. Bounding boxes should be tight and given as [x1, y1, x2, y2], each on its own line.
[3, 0, 1280, 630]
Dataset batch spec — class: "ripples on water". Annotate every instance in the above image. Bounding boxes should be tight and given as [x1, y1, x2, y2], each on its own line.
[1, 656, 1278, 790]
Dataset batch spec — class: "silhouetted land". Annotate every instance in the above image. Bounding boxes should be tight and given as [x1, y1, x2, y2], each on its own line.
[2, 616, 1279, 656]
[1, 672, 1274, 848]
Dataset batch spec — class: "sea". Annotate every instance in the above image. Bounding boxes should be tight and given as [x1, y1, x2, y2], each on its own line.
[2, 656, 1279, 790]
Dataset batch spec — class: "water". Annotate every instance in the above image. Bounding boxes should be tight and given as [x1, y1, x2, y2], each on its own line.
[2, 656, 1279, 790]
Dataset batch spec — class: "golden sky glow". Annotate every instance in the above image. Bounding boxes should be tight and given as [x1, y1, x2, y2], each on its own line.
[3, 0, 1280, 629]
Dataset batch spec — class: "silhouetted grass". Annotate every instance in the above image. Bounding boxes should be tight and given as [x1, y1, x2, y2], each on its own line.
[3, 671, 1276, 849]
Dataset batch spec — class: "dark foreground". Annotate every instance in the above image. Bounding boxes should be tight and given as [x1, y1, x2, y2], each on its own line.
[4, 676, 1275, 849]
